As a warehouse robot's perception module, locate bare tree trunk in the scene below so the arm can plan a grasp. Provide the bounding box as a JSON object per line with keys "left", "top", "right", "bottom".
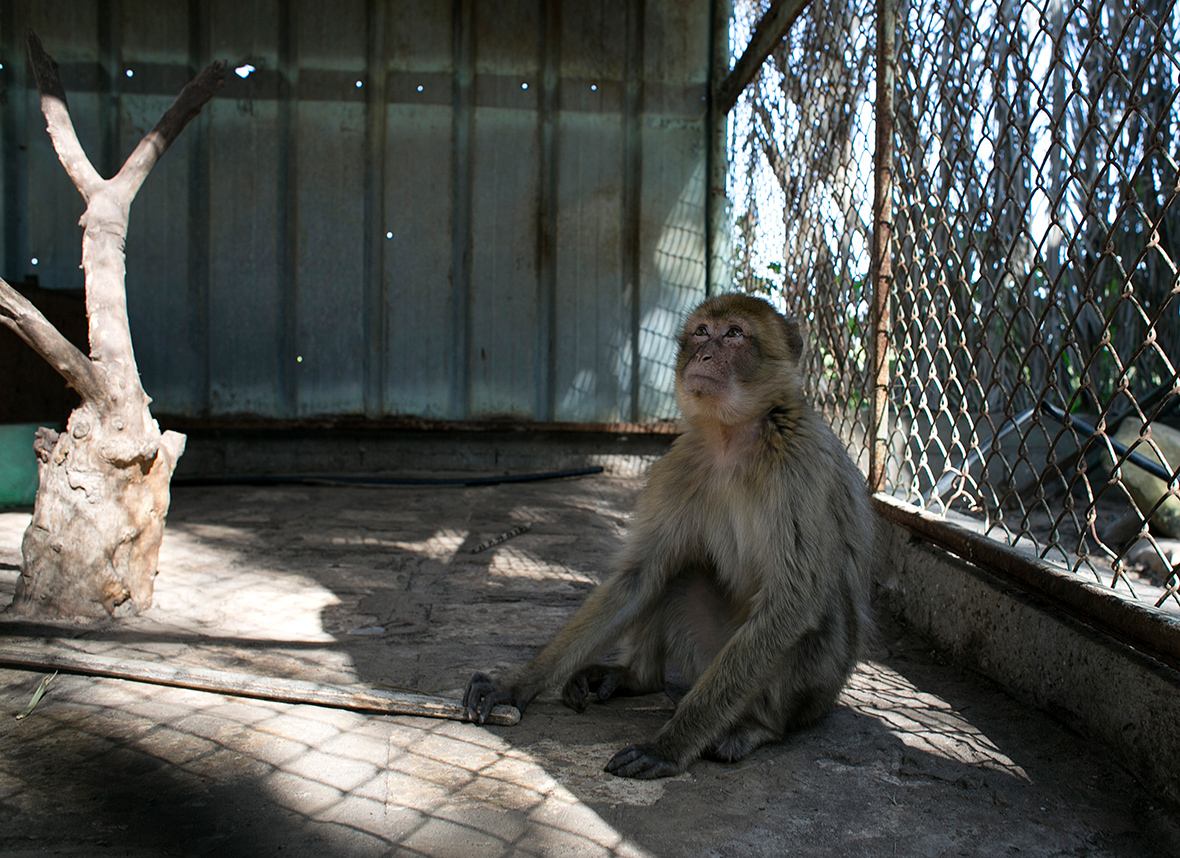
{"left": 0, "top": 34, "right": 224, "bottom": 618}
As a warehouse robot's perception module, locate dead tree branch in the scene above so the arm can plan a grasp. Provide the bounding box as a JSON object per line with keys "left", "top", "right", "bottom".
{"left": 26, "top": 32, "right": 103, "bottom": 200}
{"left": 0, "top": 276, "right": 103, "bottom": 399}
{"left": 116, "top": 58, "right": 227, "bottom": 199}
{"left": 6, "top": 34, "right": 223, "bottom": 618}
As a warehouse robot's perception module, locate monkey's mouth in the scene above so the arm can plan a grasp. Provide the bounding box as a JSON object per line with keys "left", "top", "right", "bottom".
{"left": 685, "top": 385, "right": 728, "bottom": 403}
{"left": 683, "top": 367, "right": 725, "bottom": 397}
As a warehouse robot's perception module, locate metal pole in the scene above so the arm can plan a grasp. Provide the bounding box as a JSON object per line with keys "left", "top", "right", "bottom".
{"left": 868, "top": 0, "right": 896, "bottom": 493}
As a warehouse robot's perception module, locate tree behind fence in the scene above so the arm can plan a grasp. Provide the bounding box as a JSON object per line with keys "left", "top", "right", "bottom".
{"left": 729, "top": 0, "right": 1179, "bottom": 606}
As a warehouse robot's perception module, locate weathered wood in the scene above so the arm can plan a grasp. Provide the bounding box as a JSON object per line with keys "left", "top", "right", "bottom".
{"left": 0, "top": 276, "right": 103, "bottom": 400}
{"left": 0, "top": 644, "right": 521, "bottom": 726}
{"left": 5, "top": 34, "right": 224, "bottom": 619}
{"left": 26, "top": 32, "right": 102, "bottom": 200}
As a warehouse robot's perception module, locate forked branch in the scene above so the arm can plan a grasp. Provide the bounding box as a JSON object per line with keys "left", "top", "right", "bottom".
{"left": 115, "top": 59, "right": 227, "bottom": 199}
{"left": 26, "top": 32, "right": 103, "bottom": 200}
{"left": 0, "top": 275, "right": 103, "bottom": 400}
{"left": 8, "top": 33, "right": 218, "bottom": 620}
{"left": 26, "top": 31, "right": 226, "bottom": 205}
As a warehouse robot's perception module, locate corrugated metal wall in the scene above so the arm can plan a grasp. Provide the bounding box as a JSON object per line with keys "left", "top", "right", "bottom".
{"left": 0, "top": 0, "right": 713, "bottom": 423}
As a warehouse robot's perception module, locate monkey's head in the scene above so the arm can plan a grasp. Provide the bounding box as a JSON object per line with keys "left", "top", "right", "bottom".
{"left": 674, "top": 293, "right": 804, "bottom": 426}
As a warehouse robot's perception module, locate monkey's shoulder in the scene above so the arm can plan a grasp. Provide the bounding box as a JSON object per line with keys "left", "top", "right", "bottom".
{"left": 642, "top": 414, "right": 862, "bottom": 512}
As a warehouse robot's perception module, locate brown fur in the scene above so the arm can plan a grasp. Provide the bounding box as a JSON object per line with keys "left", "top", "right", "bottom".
{"left": 464, "top": 293, "right": 874, "bottom": 779}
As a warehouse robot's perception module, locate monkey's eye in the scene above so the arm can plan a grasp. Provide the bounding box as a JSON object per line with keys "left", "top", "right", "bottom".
{"left": 724, "top": 325, "right": 744, "bottom": 338}
{"left": 693, "top": 324, "right": 709, "bottom": 337}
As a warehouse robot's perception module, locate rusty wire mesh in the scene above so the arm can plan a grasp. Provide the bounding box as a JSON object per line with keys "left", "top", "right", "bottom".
{"left": 728, "top": 0, "right": 1180, "bottom": 614}
{"left": 728, "top": 0, "right": 878, "bottom": 459}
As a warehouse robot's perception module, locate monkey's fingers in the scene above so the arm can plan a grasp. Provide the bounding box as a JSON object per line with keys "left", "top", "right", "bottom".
{"left": 604, "top": 744, "right": 680, "bottom": 779}
{"left": 462, "top": 671, "right": 506, "bottom": 724}
{"left": 561, "top": 673, "right": 592, "bottom": 713}
{"left": 596, "top": 671, "right": 624, "bottom": 701}
{"left": 563, "top": 665, "right": 629, "bottom": 712}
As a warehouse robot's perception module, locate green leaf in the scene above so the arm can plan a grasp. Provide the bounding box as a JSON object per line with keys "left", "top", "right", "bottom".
{"left": 15, "top": 672, "right": 57, "bottom": 720}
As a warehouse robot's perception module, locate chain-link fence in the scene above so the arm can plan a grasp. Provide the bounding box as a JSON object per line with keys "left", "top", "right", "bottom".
{"left": 728, "top": 0, "right": 1180, "bottom": 619}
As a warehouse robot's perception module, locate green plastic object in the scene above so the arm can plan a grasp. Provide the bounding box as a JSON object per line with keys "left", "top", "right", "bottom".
{"left": 0, "top": 423, "right": 43, "bottom": 507}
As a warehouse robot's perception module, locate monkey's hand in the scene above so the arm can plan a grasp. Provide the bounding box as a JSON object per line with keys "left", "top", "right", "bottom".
{"left": 463, "top": 672, "right": 517, "bottom": 725}
{"left": 562, "top": 664, "right": 627, "bottom": 713}
{"left": 604, "top": 744, "right": 681, "bottom": 779}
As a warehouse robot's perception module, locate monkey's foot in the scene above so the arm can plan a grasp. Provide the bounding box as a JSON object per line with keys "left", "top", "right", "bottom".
{"left": 604, "top": 744, "right": 680, "bottom": 779}
{"left": 562, "top": 664, "right": 629, "bottom": 712}
{"left": 702, "top": 725, "right": 777, "bottom": 763}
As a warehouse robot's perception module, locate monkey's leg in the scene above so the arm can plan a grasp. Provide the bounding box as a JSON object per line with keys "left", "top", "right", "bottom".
{"left": 605, "top": 570, "right": 750, "bottom": 777}
{"left": 778, "top": 599, "right": 860, "bottom": 732}
{"left": 702, "top": 603, "right": 857, "bottom": 763}
{"left": 660, "top": 568, "right": 739, "bottom": 702}
{"left": 609, "top": 575, "right": 860, "bottom": 778}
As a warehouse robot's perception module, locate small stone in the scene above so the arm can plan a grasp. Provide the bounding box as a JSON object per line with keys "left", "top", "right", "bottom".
{"left": 346, "top": 626, "right": 386, "bottom": 636}
{"left": 1125, "top": 536, "right": 1180, "bottom": 579}
{"left": 1112, "top": 418, "right": 1180, "bottom": 538}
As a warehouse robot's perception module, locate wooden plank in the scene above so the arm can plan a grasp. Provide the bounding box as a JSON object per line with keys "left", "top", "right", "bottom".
{"left": 0, "top": 643, "right": 521, "bottom": 726}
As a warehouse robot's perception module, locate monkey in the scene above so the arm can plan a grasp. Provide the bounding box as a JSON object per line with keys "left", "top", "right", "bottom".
{"left": 464, "top": 292, "right": 874, "bottom": 779}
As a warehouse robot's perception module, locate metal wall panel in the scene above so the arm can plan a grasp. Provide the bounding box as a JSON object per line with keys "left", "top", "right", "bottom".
{"left": 553, "top": 1, "right": 628, "bottom": 424}
{"left": 467, "top": 0, "right": 542, "bottom": 421}
{"left": 120, "top": 0, "right": 203, "bottom": 416}
{"left": 292, "top": 0, "right": 368, "bottom": 418}
{"left": 0, "top": 0, "right": 712, "bottom": 424}
{"left": 207, "top": 0, "right": 286, "bottom": 416}
{"left": 380, "top": 1, "right": 455, "bottom": 420}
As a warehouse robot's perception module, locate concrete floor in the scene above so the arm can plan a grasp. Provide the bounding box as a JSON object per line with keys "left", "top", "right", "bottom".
{"left": 1, "top": 475, "right": 1177, "bottom": 857}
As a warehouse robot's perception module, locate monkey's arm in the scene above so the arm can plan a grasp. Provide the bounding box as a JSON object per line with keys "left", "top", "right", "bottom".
{"left": 463, "top": 558, "right": 667, "bottom": 724}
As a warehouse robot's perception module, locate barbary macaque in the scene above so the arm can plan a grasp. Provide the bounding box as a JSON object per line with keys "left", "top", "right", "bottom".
{"left": 464, "top": 293, "right": 874, "bottom": 779}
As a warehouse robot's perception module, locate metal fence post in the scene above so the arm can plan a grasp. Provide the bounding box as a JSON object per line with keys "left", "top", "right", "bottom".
{"left": 868, "top": 0, "right": 895, "bottom": 493}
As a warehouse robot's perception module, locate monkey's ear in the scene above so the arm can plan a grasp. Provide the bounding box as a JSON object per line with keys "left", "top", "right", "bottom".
{"left": 781, "top": 316, "right": 805, "bottom": 363}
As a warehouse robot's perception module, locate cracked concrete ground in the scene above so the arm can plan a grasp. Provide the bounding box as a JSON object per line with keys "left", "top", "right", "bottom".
{"left": 0, "top": 475, "right": 1177, "bottom": 857}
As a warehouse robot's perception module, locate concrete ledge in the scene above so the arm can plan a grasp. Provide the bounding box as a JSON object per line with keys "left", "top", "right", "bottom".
{"left": 878, "top": 519, "right": 1180, "bottom": 806}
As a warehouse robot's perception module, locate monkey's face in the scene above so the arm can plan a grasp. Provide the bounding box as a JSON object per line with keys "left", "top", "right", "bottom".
{"left": 679, "top": 317, "right": 754, "bottom": 396}
{"left": 675, "top": 294, "right": 803, "bottom": 426}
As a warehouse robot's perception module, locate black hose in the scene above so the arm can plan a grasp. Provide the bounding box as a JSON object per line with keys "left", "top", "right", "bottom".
{"left": 173, "top": 465, "right": 605, "bottom": 489}
{"left": 1040, "top": 403, "right": 1175, "bottom": 484}
{"left": 926, "top": 403, "right": 1177, "bottom": 502}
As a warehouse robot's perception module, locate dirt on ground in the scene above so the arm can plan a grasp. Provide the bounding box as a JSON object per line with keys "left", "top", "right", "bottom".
{"left": 0, "top": 475, "right": 1177, "bottom": 857}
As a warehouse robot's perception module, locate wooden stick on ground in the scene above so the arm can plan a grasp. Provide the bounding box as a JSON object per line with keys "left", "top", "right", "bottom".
{"left": 0, "top": 644, "right": 520, "bottom": 726}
